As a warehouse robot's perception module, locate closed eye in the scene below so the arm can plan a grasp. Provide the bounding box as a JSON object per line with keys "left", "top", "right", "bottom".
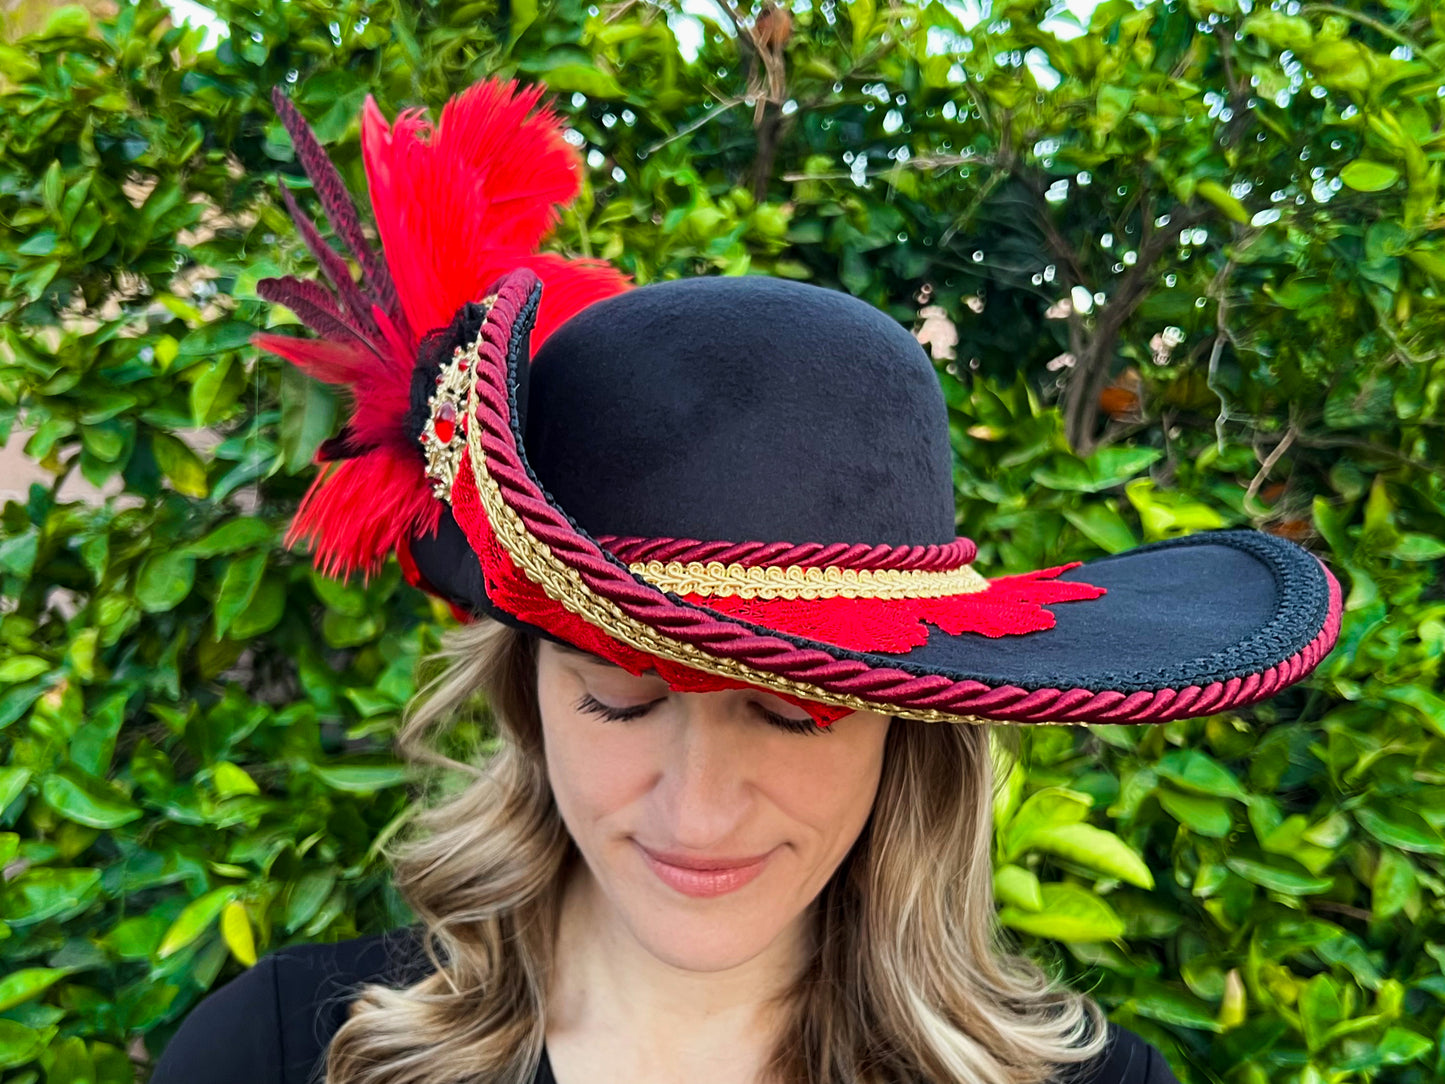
{"left": 572, "top": 693, "right": 823, "bottom": 736}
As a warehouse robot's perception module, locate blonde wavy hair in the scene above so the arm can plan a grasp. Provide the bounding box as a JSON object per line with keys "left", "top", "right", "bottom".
{"left": 325, "top": 617, "right": 1110, "bottom": 1084}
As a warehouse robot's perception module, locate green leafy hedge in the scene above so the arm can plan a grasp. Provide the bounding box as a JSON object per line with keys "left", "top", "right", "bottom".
{"left": 3, "top": 0, "right": 1445, "bottom": 1080}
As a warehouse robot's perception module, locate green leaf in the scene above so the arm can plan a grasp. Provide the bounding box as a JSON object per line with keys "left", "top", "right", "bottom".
{"left": 1127, "top": 984, "right": 1225, "bottom": 1032}
{"left": 135, "top": 550, "right": 196, "bottom": 613}
{"left": 190, "top": 355, "right": 234, "bottom": 426}
{"left": 0, "top": 1019, "right": 51, "bottom": 1069}
{"left": 1156, "top": 788, "right": 1233, "bottom": 837}
{"left": 1384, "top": 532, "right": 1445, "bottom": 561}
{"left": 1195, "top": 179, "right": 1250, "bottom": 224}
{"left": 41, "top": 159, "right": 62, "bottom": 215}
{"left": 1340, "top": 160, "right": 1401, "bottom": 192}
{"left": 997, "top": 882, "right": 1126, "bottom": 942}
{"left": 100, "top": 914, "right": 166, "bottom": 959}
{"left": 221, "top": 900, "right": 257, "bottom": 966}
{"left": 0, "top": 683, "right": 43, "bottom": 730}
{"left": 534, "top": 63, "right": 625, "bottom": 97}
{"left": 1383, "top": 686, "right": 1445, "bottom": 738}
{"left": 1224, "top": 856, "right": 1334, "bottom": 895}
{"left": 284, "top": 870, "right": 337, "bottom": 934}
{"left": 41, "top": 4, "right": 90, "bottom": 36}
{"left": 1, "top": 867, "right": 102, "bottom": 926}
{"left": 40, "top": 769, "right": 142, "bottom": 829}
{"left": 278, "top": 366, "right": 338, "bottom": 474}
{"left": 1377, "top": 1026, "right": 1432, "bottom": 1065}
{"left": 186, "top": 518, "right": 276, "bottom": 558}
{"left": 309, "top": 568, "right": 369, "bottom": 616}
{"left": 229, "top": 575, "right": 287, "bottom": 640}
{"left": 1154, "top": 750, "right": 1249, "bottom": 801}
{"left": 1002, "top": 787, "right": 1092, "bottom": 859}
{"left": 307, "top": 762, "right": 410, "bottom": 793}
{"left": 1355, "top": 806, "right": 1445, "bottom": 855}
{"left": 849, "top": 0, "right": 875, "bottom": 54}
{"left": 0, "top": 656, "right": 49, "bottom": 684}
{"left": 177, "top": 320, "right": 256, "bottom": 358}
{"left": 1062, "top": 504, "right": 1138, "bottom": 553}
{"left": 1372, "top": 848, "right": 1415, "bottom": 920}
{"left": 214, "top": 552, "right": 268, "bottom": 639}
{"left": 321, "top": 610, "right": 379, "bottom": 648}
{"left": 0, "top": 767, "right": 32, "bottom": 811}
{"left": 994, "top": 864, "right": 1043, "bottom": 911}
{"left": 0, "top": 532, "right": 39, "bottom": 578}
{"left": 1076, "top": 447, "right": 1161, "bottom": 491}
{"left": 0, "top": 968, "right": 69, "bottom": 1013}
{"left": 1020, "top": 824, "right": 1154, "bottom": 888}
{"left": 211, "top": 761, "right": 260, "bottom": 797}
{"left": 150, "top": 432, "right": 209, "bottom": 498}
{"left": 1298, "top": 972, "right": 1345, "bottom": 1051}
{"left": 158, "top": 887, "right": 237, "bottom": 958}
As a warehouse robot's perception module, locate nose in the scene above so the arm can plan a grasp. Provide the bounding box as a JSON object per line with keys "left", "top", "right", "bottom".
{"left": 653, "top": 700, "right": 754, "bottom": 851}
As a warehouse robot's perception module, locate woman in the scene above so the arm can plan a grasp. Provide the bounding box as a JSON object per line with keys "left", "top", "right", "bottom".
{"left": 151, "top": 78, "right": 1340, "bottom": 1084}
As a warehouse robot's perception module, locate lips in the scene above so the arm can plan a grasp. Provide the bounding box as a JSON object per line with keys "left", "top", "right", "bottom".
{"left": 635, "top": 841, "right": 775, "bottom": 898}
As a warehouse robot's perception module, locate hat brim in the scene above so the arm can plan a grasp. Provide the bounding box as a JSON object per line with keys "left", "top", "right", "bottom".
{"left": 442, "top": 270, "right": 1341, "bottom": 726}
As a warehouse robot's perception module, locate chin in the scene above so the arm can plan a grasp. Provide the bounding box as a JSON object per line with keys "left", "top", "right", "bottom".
{"left": 622, "top": 895, "right": 788, "bottom": 972}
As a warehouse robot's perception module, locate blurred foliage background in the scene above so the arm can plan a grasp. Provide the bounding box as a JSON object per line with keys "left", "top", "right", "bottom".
{"left": 2, "top": 0, "right": 1445, "bottom": 1080}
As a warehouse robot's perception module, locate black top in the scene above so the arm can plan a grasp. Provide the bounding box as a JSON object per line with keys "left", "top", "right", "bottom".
{"left": 150, "top": 931, "right": 1181, "bottom": 1084}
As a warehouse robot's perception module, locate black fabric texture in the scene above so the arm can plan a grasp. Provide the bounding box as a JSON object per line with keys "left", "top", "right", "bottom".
{"left": 148, "top": 928, "right": 430, "bottom": 1084}
{"left": 149, "top": 930, "right": 1180, "bottom": 1084}
{"left": 407, "top": 507, "right": 489, "bottom": 614}
{"left": 523, "top": 276, "right": 956, "bottom": 544}
{"left": 407, "top": 273, "right": 1334, "bottom": 705}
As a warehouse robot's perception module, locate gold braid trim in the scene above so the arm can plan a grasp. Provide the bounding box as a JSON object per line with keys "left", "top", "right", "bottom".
{"left": 461, "top": 349, "right": 1001, "bottom": 725}
{"left": 628, "top": 559, "right": 989, "bottom": 600}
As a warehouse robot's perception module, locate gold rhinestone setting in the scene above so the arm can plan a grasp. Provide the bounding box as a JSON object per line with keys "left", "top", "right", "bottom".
{"left": 422, "top": 294, "right": 497, "bottom": 499}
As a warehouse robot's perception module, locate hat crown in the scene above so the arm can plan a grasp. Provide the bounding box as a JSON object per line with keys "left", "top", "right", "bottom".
{"left": 524, "top": 276, "right": 955, "bottom": 546}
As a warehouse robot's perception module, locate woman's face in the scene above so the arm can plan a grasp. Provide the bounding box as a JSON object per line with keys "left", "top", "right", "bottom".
{"left": 536, "top": 640, "right": 892, "bottom": 973}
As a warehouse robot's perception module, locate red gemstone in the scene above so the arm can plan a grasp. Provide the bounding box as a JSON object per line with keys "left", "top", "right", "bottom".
{"left": 434, "top": 401, "right": 457, "bottom": 443}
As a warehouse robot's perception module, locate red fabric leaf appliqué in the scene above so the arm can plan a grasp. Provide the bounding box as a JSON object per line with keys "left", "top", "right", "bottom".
{"left": 686, "top": 565, "right": 1107, "bottom": 654}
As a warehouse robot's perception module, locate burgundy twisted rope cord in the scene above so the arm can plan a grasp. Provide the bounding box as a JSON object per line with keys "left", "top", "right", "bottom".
{"left": 469, "top": 274, "right": 1343, "bottom": 725}
{"left": 594, "top": 536, "right": 979, "bottom": 571}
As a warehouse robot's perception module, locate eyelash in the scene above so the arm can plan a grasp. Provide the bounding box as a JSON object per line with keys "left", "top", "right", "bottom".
{"left": 573, "top": 693, "right": 823, "bottom": 736}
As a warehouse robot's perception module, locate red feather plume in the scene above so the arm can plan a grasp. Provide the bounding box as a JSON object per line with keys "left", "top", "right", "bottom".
{"left": 255, "top": 78, "right": 632, "bottom": 580}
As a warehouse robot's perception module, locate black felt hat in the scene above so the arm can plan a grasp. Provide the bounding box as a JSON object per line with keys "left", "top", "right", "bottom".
{"left": 408, "top": 271, "right": 1342, "bottom": 728}
{"left": 258, "top": 77, "right": 1341, "bottom": 729}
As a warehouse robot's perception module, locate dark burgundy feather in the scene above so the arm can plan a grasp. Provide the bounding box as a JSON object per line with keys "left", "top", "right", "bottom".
{"left": 277, "top": 185, "right": 380, "bottom": 339}
{"left": 257, "top": 276, "right": 370, "bottom": 346}
{"left": 270, "top": 87, "right": 400, "bottom": 326}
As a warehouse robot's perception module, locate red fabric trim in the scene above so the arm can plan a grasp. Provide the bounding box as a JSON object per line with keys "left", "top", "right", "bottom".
{"left": 596, "top": 535, "right": 978, "bottom": 571}
{"left": 449, "top": 269, "right": 1343, "bottom": 726}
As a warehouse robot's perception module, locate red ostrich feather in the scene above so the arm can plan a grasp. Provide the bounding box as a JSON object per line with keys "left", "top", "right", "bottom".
{"left": 254, "top": 79, "right": 631, "bottom": 580}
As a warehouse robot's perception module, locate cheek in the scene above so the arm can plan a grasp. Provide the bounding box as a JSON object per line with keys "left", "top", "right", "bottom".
{"left": 756, "top": 723, "right": 889, "bottom": 857}
{"left": 537, "top": 683, "right": 655, "bottom": 835}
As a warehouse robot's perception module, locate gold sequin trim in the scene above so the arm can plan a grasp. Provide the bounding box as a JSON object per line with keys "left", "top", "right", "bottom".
{"left": 460, "top": 331, "right": 1011, "bottom": 726}
{"left": 629, "top": 559, "right": 989, "bottom": 600}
